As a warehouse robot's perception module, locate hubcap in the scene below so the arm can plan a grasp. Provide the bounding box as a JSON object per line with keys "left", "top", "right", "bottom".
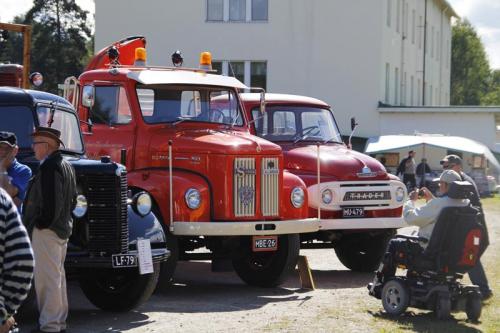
{"left": 386, "top": 286, "right": 402, "bottom": 309}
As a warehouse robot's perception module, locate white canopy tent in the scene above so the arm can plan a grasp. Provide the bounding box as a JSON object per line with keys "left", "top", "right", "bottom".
{"left": 365, "top": 134, "right": 500, "bottom": 171}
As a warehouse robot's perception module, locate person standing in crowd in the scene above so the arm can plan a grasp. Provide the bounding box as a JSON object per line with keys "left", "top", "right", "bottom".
{"left": 23, "top": 127, "right": 76, "bottom": 333}
{"left": 416, "top": 158, "right": 431, "bottom": 188}
{"left": 440, "top": 154, "right": 493, "bottom": 300}
{"left": 397, "top": 150, "right": 417, "bottom": 190}
{"left": 0, "top": 188, "right": 34, "bottom": 333}
{"left": 0, "top": 132, "right": 32, "bottom": 209}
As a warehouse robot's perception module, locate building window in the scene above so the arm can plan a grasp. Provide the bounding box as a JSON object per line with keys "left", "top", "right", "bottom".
{"left": 215, "top": 60, "right": 267, "bottom": 89}
{"left": 417, "top": 78, "right": 421, "bottom": 106}
{"left": 207, "top": 0, "right": 224, "bottom": 21}
{"left": 207, "top": 0, "right": 268, "bottom": 22}
{"left": 394, "top": 67, "right": 399, "bottom": 105}
{"left": 431, "top": 26, "right": 435, "bottom": 58}
{"left": 252, "top": 0, "right": 268, "bottom": 21}
{"left": 410, "top": 75, "right": 414, "bottom": 105}
{"left": 436, "top": 30, "right": 440, "bottom": 61}
{"left": 385, "top": 63, "right": 390, "bottom": 103}
{"left": 429, "top": 84, "right": 433, "bottom": 105}
{"left": 411, "top": 9, "right": 415, "bottom": 44}
{"left": 396, "top": 0, "right": 400, "bottom": 33}
{"left": 418, "top": 15, "right": 422, "bottom": 49}
{"left": 403, "top": 2, "right": 408, "bottom": 37}
{"left": 386, "top": 0, "right": 391, "bottom": 27}
{"left": 402, "top": 72, "right": 407, "bottom": 105}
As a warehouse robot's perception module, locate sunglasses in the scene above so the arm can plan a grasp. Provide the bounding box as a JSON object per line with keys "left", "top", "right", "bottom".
{"left": 442, "top": 163, "right": 455, "bottom": 169}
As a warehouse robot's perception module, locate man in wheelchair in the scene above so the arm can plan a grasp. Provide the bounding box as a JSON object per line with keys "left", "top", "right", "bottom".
{"left": 368, "top": 170, "right": 488, "bottom": 320}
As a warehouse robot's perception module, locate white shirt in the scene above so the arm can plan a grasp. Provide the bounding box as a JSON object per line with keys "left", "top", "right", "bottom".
{"left": 403, "top": 196, "right": 469, "bottom": 246}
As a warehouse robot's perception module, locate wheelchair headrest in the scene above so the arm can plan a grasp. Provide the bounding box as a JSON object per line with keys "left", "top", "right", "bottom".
{"left": 447, "top": 181, "right": 476, "bottom": 200}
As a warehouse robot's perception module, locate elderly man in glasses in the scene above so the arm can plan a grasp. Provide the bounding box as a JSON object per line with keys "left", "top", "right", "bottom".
{"left": 440, "top": 154, "right": 493, "bottom": 301}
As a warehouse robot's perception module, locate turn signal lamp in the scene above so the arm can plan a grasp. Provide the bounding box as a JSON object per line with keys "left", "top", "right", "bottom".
{"left": 134, "top": 47, "right": 147, "bottom": 66}
{"left": 199, "top": 51, "right": 212, "bottom": 71}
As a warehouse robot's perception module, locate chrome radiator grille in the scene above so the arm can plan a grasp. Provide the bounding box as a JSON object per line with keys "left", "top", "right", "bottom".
{"left": 261, "top": 157, "right": 279, "bottom": 216}
{"left": 234, "top": 158, "right": 256, "bottom": 217}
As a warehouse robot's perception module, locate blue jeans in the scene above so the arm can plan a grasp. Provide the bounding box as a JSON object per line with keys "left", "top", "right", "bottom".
{"left": 468, "top": 260, "right": 491, "bottom": 294}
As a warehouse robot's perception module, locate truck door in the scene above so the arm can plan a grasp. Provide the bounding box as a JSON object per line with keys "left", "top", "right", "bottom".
{"left": 85, "top": 85, "right": 136, "bottom": 167}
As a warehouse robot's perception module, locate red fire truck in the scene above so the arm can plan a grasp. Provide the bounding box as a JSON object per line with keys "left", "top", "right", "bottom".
{"left": 240, "top": 93, "right": 407, "bottom": 272}
{"left": 64, "top": 37, "right": 317, "bottom": 287}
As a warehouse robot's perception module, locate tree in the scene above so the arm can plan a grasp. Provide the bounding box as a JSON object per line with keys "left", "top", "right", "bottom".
{"left": 451, "top": 19, "right": 490, "bottom": 105}
{"left": 482, "top": 69, "right": 500, "bottom": 105}
{"left": 0, "top": 0, "right": 92, "bottom": 93}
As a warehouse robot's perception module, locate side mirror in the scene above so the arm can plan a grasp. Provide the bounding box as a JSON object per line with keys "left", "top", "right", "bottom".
{"left": 350, "top": 117, "right": 358, "bottom": 131}
{"left": 82, "top": 85, "right": 95, "bottom": 108}
{"left": 260, "top": 90, "right": 266, "bottom": 114}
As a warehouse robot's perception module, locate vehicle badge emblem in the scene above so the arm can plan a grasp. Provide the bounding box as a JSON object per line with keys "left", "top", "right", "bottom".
{"left": 361, "top": 166, "right": 371, "bottom": 174}
{"left": 268, "top": 160, "right": 275, "bottom": 169}
{"left": 239, "top": 186, "right": 255, "bottom": 206}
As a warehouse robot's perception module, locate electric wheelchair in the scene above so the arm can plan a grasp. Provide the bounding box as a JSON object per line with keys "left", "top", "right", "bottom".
{"left": 368, "top": 181, "right": 488, "bottom": 321}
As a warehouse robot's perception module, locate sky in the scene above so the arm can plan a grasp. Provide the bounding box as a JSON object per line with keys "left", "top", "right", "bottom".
{"left": 0, "top": 0, "right": 499, "bottom": 69}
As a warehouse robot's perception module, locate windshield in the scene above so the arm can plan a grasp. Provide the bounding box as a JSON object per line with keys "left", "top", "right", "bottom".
{"left": 136, "top": 85, "right": 244, "bottom": 126}
{"left": 251, "top": 106, "right": 342, "bottom": 143}
{"left": 37, "top": 105, "right": 84, "bottom": 153}
{"left": 0, "top": 106, "right": 35, "bottom": 149}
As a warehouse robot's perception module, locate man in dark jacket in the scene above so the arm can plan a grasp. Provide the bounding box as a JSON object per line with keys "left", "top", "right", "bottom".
{"left": 440, "top": 154, "right": 492, "bottom": 300}
{"left": 23, "top": 127, "right": 76, "bottom": 333}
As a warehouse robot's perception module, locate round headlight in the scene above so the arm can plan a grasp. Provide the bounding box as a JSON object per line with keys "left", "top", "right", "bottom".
{"left": 322, "top": 189, "right": 333, "bottom": 205}
{"left": 291, "top": 187, "right": 305, "bottom": 208}
{"left": 133, "top": 192, "right": 152, "bottom": 216}
{"left": 73, "top": 194, "right": 88, "bottom": 218}
{"left": 185, "top": 188, "right": 201, "bottom": 209}
{"left": 395, "top": 187, "right": 405, "bottom": 202}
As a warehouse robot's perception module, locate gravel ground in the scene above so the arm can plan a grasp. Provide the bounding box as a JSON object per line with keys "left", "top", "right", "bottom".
{"left": 18, "top": 204, "right": 499, "bottom": 333}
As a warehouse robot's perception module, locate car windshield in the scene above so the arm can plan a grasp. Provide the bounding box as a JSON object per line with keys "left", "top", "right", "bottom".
{"left": 251, "top": 106, "right": 342, "bottom": 143}
{"left": 136, "top": 85, "right": 244, "bottom": 126}
{"left": 0, "top": 105, "right": 35, "bottom": 149}
{"left": 37, "top": 105, "right": 84, "bottom": 153}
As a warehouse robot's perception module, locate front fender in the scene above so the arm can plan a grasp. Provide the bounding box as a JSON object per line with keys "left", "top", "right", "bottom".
{"left": 127, "top": 206, "right": 166, "bottom": 254}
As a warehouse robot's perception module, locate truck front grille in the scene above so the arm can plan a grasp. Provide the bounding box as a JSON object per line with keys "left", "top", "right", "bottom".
{"left": 234, "top": 157, "right": 256, "bottom": 217}
{"left": 261, "top": 157, "right": 279, "bottom": 216}
{"left": 86, "top": 173, "right": 129, "bottom": 254}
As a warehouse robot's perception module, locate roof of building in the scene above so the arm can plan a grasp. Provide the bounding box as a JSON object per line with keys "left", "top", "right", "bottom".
{"left": 438, "top": 0, "right": 458, "bottom": 18}
{"left": 240, "top": 93, "right": 330, "bottom": 108}
{"left": 127, "top": 69, "right": 248, "bottom": 89}
{"left": 378, "top": 106, "right": 500, "bottom": 113}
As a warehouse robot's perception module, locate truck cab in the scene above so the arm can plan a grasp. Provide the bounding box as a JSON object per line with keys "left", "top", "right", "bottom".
{"left": 240, "top": 93, "right": 407, "bottom": 272}
{"left": 65, "top": 37, "right": 317, "bottom": 287}
{"left": 0, "top": 86, "right": 169, "bottom": 311}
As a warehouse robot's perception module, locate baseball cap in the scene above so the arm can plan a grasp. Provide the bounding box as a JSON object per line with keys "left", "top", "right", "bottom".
{"left": 439, "top": 169, "right": 461, "bottom": 183}
{"left": 440, "top": 154, "right": 462, "bottom": 166}
{"left": 0, "top": 131, "right": 17, "bottom": 147}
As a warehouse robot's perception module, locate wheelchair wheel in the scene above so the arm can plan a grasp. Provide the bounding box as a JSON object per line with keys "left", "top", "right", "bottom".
{"left": 435, "top": 292, "right": 451, "bottom": 320}
{"left": 381, "top": 279, "right": 410, "bottom": 316}
{"left": 465, "top": 291, "right": 482, "bottom": 322}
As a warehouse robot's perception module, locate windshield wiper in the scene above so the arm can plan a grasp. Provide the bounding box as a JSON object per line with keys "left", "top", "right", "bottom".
{"left": 172, "top": 116, "right": 194, "bottom": 126}
{"left": 323, "top": 136, "right": 343, "bottom": 145}
{"left": 293, "top": 126, "right": 320, "bottom": 144}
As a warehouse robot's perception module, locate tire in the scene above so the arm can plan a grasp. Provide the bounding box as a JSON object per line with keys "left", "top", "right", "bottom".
{"left": 78, "top": 263, "right": 160, "bottom": 312}
{"left": 381, "top": 279, "right": 410, "bottom": 316}
{"left": 232, "top": 234, "right": 300, "bottom": 287}
{"left": 466, "top": 291, "right": 482, "bottom": 322}
{"left": 435, "top": 292, "right": 451, "bottom": 320}
{"left": 335, "top": 231, "right": 394, "bottom": 272}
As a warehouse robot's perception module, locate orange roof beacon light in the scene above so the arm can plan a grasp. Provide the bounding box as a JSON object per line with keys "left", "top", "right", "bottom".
{"left": 199, "top": 51, "right": 212, "bottom": 71}
{"left": 134, "top": 47, "right": 147, "bottom": 67}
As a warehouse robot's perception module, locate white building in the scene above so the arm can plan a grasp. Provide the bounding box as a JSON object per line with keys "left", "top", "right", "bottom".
{"left": 94, "top": 0, "right": 500, "bottom": 156}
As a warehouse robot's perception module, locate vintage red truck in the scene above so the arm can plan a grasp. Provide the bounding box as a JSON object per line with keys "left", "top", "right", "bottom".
{"left": 63, "top": 37, "right": 317, "bottom": 287}
{"left": 240, "top": 93, "right": 407, "bottom": 271}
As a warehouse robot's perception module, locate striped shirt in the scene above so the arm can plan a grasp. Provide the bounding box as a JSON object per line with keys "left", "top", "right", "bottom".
{"left": 0, "top": 188, "right": 34, "bottom": 323}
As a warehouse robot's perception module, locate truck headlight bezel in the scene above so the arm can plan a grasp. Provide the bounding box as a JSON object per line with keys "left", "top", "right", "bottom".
{"left": 291, "top": 187, "right": 305, "bottom": 208}
{"left": 132, "top": 192, "right": 152, "bottom": 217}
{"left": 322, "top": 189, "right": 333, "bottom": 205}
{"left": 73, "top": 194, "right": 88, "bottom": 218}
{"left": 185, "top": 188, "right": 201, "bottom": 210}
{"left": 395, "top": 187, "right": 405, "bottom": 202}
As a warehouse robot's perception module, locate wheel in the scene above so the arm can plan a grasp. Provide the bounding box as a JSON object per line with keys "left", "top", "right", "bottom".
{"left": 381, "top": 279, "right": 410, "bottom": 316}
{"left": 466, "top": 291, "right": 482, "bottom": 322}
{"left": 232, "top": 234, "right": 300, "bottom": 287}
{"left": 335, "top": 231, "right": 394, "bottom": 272}
{"left": 435, "top": 292, "right": 451, "bottom": 320}
{"left": 78, "top": 263, "right": 160, "bottom": 311}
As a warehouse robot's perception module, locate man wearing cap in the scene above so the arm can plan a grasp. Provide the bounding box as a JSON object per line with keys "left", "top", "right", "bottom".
{"left": 23, "top": 127, "right": 76, "bottom": 333}
{"left": 440, "top": 154, "right": 493, "bottom": 300}
{"left": 370, "top": 170, "right": 468, "bottom": 293}
{"left": 0, "top": 132, "right": 32, "bottom": 208}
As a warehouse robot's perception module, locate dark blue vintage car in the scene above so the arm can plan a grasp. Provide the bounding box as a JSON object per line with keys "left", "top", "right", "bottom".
{"left": 0, "top": 86, "right": 169, "bottom": 311}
